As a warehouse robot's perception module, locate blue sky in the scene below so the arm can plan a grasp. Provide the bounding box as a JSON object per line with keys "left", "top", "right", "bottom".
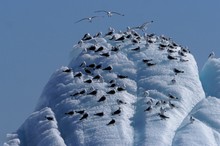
{"left": 0, "top": 0, "right": 219, "bottom": 144}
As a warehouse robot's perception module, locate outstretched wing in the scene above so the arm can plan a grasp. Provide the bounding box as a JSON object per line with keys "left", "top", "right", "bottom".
{"left": 75, "top": 18, "right": 88, "bottom": 23}
{"left": 94, "top": 10, "right": 108, "bottom": 14}
{"left": 141, "top": 21, "right": 154, "bottom": 28}
{"left": 111, "top": 11, "right": 125, "bottom": 16}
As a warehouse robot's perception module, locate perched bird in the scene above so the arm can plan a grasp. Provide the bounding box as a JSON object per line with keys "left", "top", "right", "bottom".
{"left": 95, "top": 46, "right": 105, "bottom": 52}
{"left": 180, "top": 58, "right": 189, "bottom": 62}
{"left": 144, "top": 106, "right": 152, "bottom": 112}
{"left": 208, "top": 51, "right": 215, "bottom": 58}
{"left": 93, "top": 74, "right": 102, "bottom": 80}
{"left": 106, "top": 119, "right": 115, "bottom": 126}
{"left": 84, "top": 79, "right": 92, "bottom": 84}
{"left": 87, "top": 89, "right": 98, "bottom": 96}
{"left": 173, "top": 68, "right": 184, "bottom": 75}
{"left": 112, "top": 107, "right": 121, "bottom": 115}
{"left": 87, "top": 63, "right": 96, "bottom": 68}
{"left": 70, "top": 92, "right": 80, "bottom": 97}
{"left": 132, "top": 21, "right": 154, "bottom": 32}
{"left": 106, "top": 89, "right": 116, "bottom": 95}
{"left": 75, "top": 16, "right": 101, "bottom": 23}
{"left": 171, "top": 77, "right": 176, "bottom": 84}
{"left": 111, "top": 46, "right": 120, "bottom": 52}
{"left": 147, "top": 62, "right": 156, "bottom": 66}
{"left": 160, "top": 107, "right": 166, "bottom": 115}
{"left": 167, "top": 55, "right": 178, "bottom": 60}
{"left": 190, "top": 116, "right": 195, "bottom": 123}
{"left": 131, "top": 46, "right": 140, "bottom": 51}
{"left": 45, "top": 116, "right": 54, "bottom": 121}
{"left": 117, "top": 87, "right": 126, "bottom": 92}
{"left": 81, "top": 33, "right": 93, "bottom": 41}
{"left": 108, "top": 83, "right": 117, "bottom": 88}
{"left": 158, "top": 113, "right": 169, "bottom": 120}
{"left": 142, "top": 59, "right": 153, "bottom": 63}
{"left": 146, "top": 99, "right": 153, "bottom": 105}
{"left": 102, "top": 65, "right": 113, "bottom": 72}
{"left": 75, "top": 110, "right": 85, "bottom": 114}
{"left": 62, "top": 68, "right": 72, "bottom": 73}
{"left": 94, "top": 10, "right": 124, "bottom": 17}
{"left": 144, "top": 91, "right": 150, "bottom": 97}
{"left": 116, "top": 99, "right": 127, "bottom": 105}
{"left": 79, "top": 113, "right": 88, "bottom": 121}
{"left": 93, "top": 32, "right": 102, "bottom": 38}
{"left": 96, "top": 64, "right": 102, "bottom": 69}
{"left": 109, "top": 79, "right": 116, "bottom": 84}
{"left": 155, "top": 100, "right": 161, "bottom": 107}
{"left": 74, "top": 72, "right": 82, "bottom": 78}
{"left": 94, "top": 112, "right": 104, "bottom": 117}
{"left": 97, "top": 95, "right": 106, "bottom": 102}
{"left": 79, "top": 89, "right": 86, "bottom": 95}
{"left": 79, "top": 61, "right": 86, "bottom": 67}
{"left": 169, "top": 101, "right": 176, "bottom": 109}
{"left": 105, "top": 27, "right": 115, "bottom": 36}
{"left": 84, "top": 68, "right": 92, "bottom": 74}
{"left": 115, "top": 35, "right": 125, "bottom": 42}
{"left": 65, "top": 110, "right": 74, "bottom": 116}
{"left": 100, "top": 52, "right": 110, "bottom": 57}
{"left": 117, "top": 74, "right": 128, "bottom": 79}
{"left": 168, "top": 93, "right": 179, "bottom": 100}
{"left": 87, "top": 45, "right": 96, "bottom": 51}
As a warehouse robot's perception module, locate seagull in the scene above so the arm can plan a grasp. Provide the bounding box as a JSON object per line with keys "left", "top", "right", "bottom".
{"left": 208, "top": 51, "right": 215, "bottom": 58}
{"left": 94, "top": 10, "right": 124, "bottom": 17}
{"left": 106, "top": 119, "right": 115, "bottom": 126}
{"left": 75, "top": 16, "right": 101, "bottom": 23}
{"left": 132, "top": 21, "right": 154, "bottom": 32}
{"left": 190, "top": 116, "right": 195, "bottom": 123}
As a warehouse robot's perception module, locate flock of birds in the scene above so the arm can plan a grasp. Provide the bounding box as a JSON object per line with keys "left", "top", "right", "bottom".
{"left": 44, "top": 10, "right": 197, "bottom": 126}
{"left": 75, "top": 10, "right": 125, "bottom": 23}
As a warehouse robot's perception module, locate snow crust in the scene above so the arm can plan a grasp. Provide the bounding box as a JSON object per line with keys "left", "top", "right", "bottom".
{"left": 4, "top": 28, "right": 220, "bottom": 146}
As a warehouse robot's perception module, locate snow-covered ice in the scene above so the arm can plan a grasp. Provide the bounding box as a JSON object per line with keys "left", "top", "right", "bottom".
{"left": 4, "top": 28, "right": 220, "bottom": 146}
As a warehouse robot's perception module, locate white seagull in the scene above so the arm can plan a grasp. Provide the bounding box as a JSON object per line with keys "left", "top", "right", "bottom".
{"left": 132, "top": 20, "right": 154, "bottom": 32}
{"left": 94, "top": 10, "right": 124, "bottom": 17}
{"left": 75, "top": 16, "right": 101, "bottom": 23}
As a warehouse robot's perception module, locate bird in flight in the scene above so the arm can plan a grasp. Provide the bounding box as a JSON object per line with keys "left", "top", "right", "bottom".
{"left": 75, "top": 16, "right": 101, "bottom": 23}
{"left": 132, "top": 20, "right": 154, "bottom": 32}
{"left": 94, "top": 10, "right": 124, "bottom": 17}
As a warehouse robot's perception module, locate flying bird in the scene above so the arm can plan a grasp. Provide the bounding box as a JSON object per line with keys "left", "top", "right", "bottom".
{"left": 94, "top": 10, "right": 124, "bottom": 17}
{"left": 75, "top": 16, "right": 101, "bottom": 23}
{"left": 132, "top": 21, "right": 154, "bottom": 32}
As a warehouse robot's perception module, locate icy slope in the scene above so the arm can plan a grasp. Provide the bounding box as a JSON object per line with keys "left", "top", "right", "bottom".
{"left": 5, "top": 27, "right": 220, "bottom": 146}
{"left": 200, "top": 58, "right": 220, "bottom": 98}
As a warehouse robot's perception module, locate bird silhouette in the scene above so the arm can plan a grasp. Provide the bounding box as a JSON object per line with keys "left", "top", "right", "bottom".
{"left": 112, "top": 107, "right": 121, "bottom": 115}
{"left": 94, "top": 112, "right": 104, "bottom": 117}
{"left": 79, "top": 113, "right": 88, "bottom": 121}
{"left": 97, "top": 95, "right": 106, "bottom": 102}
{"left": 65, "top": 111, "right": 74, "bottom": 116}
{"left": 106, "top": 119, "right": 115, "bottom": 125}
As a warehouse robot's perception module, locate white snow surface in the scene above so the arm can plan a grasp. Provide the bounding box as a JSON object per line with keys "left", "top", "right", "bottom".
{"left": 4, "top": 28, "right": 220, "bottom": 146}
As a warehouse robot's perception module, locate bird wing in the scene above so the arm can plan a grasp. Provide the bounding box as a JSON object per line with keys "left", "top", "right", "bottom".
{"left": 94, "top": 10, "right": 108, "bottom": 13}
{"left": 91, "top": 16, "right": 99, "bottom": 19}
{"left": 141, "top": 21, "right": 153, "bottom": 28}
{"left": 111, "top": 11, "right": 125, "bottom": 16}
{"left": 130, "top": 26, "right": 140, "bottom": 30}
{"left": 75, "top": 18, "right": 88, "bottom": 23}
